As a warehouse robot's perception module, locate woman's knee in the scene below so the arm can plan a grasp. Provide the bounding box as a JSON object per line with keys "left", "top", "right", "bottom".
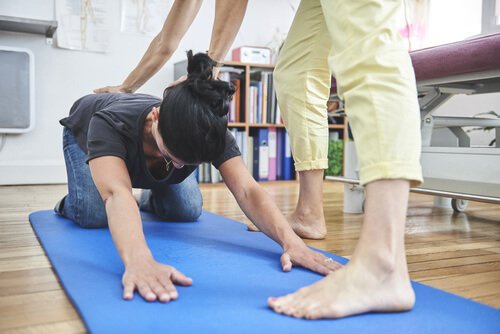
{"left": 175, "top": 192, "right": 202, "bottom": 222}
{"left": 64, "top": 196, "right": 108, "bottom": 229}
{"left": 73, "top": 209, "right": 108, "bottom": 229}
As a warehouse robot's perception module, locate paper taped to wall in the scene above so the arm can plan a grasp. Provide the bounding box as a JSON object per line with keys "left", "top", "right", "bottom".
{"left": 55, "top": 0, "right": 109, "bottom": 52}
{"left": 120, "top": 0, "right": 172, "bottom": 35}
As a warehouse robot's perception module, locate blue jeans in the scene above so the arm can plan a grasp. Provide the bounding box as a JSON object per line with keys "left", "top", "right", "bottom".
{"left": 58, "top": 128, "right": 202, "bottom": 228}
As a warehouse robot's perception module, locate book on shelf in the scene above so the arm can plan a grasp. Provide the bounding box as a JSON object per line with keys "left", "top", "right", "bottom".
{"left": 249, "top": 81, "right": 263, "bottom": 123}
{"left": 261, "top": 72, "right": 269, "bottom": 124}
{"left": 281, "top": 130, "right": 294, "bottom": 180}
{"left": 233, "top": 79, "right": 241, "bottom": 122}
{"left": 252, "top": 128, "right": 269, "bottom": 181}
{"left": 248, "top": 69, "right": 282, "bottom": 125}
{"left": 230, "top": 128, "right": 248, "bottom": 166}
{"left": 266, "top": 73, "right": 274, "bottom": 124}
{"left": 276, "top": 129, "right": 283, "bottom": 180}
{"left": 219, "top": 67, "right": 245, "bottom": 123}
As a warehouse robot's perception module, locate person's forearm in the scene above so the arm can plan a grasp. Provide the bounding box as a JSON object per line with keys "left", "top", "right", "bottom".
{"left": 235, "top": 185, "right": 302, "bottom": 249}
{"left": 105, "top": 191, "right": 151, "bottom": 264}
{"left": 120, "top": 35, "right": 173, "bottom": 93}
{"left": 120, "top": 0, "right": 203, "bottom": 92}
{"left": 208, "top": 0, "right": 248, "bottom": 63}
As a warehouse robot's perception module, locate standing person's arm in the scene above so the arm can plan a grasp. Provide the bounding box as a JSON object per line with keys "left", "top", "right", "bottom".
{"left": 208, "top": 0, "right": 248, "bottom": 77}
{"left": 95, "top": 0, "right": 203, "bottom": 94}
{"left": 89, "top": 156, "right": 192, "bottom": 302}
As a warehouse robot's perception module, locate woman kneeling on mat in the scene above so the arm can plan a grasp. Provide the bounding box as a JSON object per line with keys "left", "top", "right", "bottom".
{"left": 55, "top": 51, "right": 341, "bottom": 303}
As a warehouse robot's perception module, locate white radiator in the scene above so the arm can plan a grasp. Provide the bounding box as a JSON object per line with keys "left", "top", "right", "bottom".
{"left": 0, "top": 46, "right": 34, "bottom": 133}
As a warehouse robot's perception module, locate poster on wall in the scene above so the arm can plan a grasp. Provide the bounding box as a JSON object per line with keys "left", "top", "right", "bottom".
{"left": 55, "top": 0, "right": 109, "bottom": 52}
{"left": 120, "top": 0, "right": 172, "bottom": 35}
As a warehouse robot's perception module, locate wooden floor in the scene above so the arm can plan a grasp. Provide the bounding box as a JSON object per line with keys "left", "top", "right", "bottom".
{"left": 1, "top": 181, "right": 499, "bottom": 333}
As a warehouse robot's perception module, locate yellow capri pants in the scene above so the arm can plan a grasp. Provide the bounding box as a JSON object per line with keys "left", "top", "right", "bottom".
{"left": 274, "top": 0, "right": 423, "bottom": 186}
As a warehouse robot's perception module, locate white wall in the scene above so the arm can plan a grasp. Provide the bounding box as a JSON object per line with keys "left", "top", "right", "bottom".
{"left": 0, "top": 0, "right": 298, "bottom": 185}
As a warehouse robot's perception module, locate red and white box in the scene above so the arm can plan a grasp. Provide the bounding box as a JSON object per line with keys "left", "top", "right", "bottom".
{"left": 232, "top": 46, "right": 272, "bottom": 64}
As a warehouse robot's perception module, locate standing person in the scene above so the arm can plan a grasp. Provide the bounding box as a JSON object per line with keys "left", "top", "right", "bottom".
{"left": 268, "top": 0, "right": 423, "bottom": 319}
{"left": 57, "top": 52, "right": 341, "bottom": 303}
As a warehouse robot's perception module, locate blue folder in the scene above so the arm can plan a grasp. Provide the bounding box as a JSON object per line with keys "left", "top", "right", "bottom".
{"left": 29, "top": 210, "right": 500, "bottom": 334}
{"left": 253, "top": 128, "right": 269, "bottom": 181}
{"left": 280, "top": 130, "right": 294, "bottom": 180}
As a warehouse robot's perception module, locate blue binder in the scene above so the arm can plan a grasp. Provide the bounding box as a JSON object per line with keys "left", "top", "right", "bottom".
{"left": 280, "top": 130, "right": 293, "bottom": 180}
{"left": 253, "top": 128, "right": 269, "bottom": 181}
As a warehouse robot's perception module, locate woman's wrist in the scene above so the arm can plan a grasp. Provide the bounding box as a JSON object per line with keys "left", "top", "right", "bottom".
{"left": 119, "top": 83, "right": 135, "bottom": 94}
{"left": 281, "top": 233, "right": 305, "bottom": 252}
{"left": 120, "top": 244, "right": 153, "bottom": 266}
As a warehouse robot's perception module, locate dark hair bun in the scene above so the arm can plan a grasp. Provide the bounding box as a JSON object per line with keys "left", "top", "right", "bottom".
{"left": 185, "top": 50, "right": 236, "bottom": 117}
{"left": 186, "top": 50, "right": 215, "bottom": 80}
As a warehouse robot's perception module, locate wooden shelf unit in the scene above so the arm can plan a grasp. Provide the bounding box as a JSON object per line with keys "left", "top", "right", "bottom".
{"left": 224, "top": 61, "right": 347, "bottom": 177}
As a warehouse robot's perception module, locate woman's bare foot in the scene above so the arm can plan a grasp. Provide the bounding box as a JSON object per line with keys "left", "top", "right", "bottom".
{"left": 247, "top": 170, "right": 327, "bottom": 238}
{"left": 290, "top": 169, "right": 327, "bottom": 239}
{"left": 268, "top": 256, "right": 415, "bottom": 319}
{"left": 269, "top": 179, "right": 415, "bottom": 319}
{"left": 287, "top": 211, "right": 326, "bottom": 240}
{"left": 246, "top": 212, "right": 326, "bottom": 240}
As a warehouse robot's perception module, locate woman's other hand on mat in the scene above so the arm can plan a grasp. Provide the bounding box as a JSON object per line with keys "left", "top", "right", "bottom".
{"left": 94, "top": 84, "right": 131, "bottom": 94}
{"left": 122, "top": 256, "right": 192, "bottom": 303}
{"left": 280, "top": 245, "right": 342, "bottom": 275}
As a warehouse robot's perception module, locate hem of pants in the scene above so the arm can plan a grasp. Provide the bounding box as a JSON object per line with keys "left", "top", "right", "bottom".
{"left": 294, "top": 159, "right": 328, "bottom": 171}
{"left": 359, "top": 161, "right": 423, "bottom": 187}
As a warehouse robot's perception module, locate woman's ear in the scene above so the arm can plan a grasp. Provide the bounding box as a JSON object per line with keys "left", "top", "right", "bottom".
{"left": 151, "top": 107, "right": 160, "bottom": 122}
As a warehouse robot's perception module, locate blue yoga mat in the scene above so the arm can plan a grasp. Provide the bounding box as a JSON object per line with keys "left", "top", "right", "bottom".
{"left": 30, "top": 210, "right": 499, "bottom": 333}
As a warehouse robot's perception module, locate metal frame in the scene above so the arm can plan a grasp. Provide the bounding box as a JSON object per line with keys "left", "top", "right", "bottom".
{"left": 327, "top": 62, "right": 500, "bottom": 208}
{"left": 325, "top": 176, "right": 500, "bottom": 205}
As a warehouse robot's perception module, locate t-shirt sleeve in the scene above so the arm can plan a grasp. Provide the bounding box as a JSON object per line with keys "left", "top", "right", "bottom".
{"left": 86, "top": 113, "right": 127, "bottom": 163}
{"left": 211, "top": 130, "right": 242, "bottom": 169}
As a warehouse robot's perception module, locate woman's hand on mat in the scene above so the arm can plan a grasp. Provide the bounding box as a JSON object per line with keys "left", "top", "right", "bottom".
{"left": 280, "top": 246, "right": 342, "bottom": 275}
{"left": 122, "top": 257, "right": 193, "bottom": 303}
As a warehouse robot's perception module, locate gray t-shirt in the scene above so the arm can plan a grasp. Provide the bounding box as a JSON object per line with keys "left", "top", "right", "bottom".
{"left": 60, "top": 93, "right": 240, "bottom": 189}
